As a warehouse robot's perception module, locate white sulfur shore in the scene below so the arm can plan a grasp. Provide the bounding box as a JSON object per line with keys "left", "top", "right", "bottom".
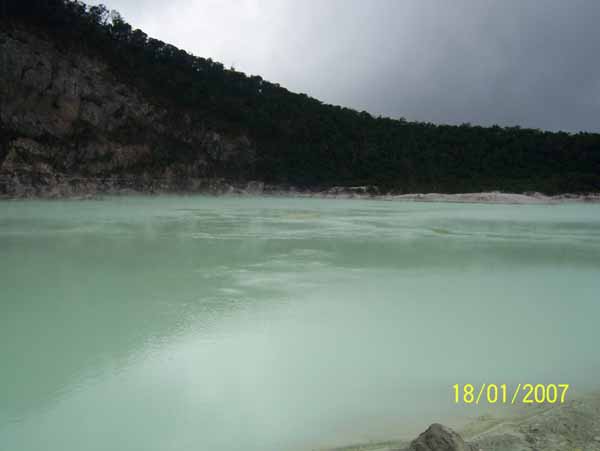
{"left": 4, "top": 186, "right": 600, "bottom": 204}
{"left": 385, "top": 191, "right": 600, "bottom": 204}
{"left": 265, "top": 188, "right": 600, "bottom": 204}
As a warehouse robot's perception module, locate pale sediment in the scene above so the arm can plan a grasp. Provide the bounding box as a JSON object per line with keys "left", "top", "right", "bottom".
{"left": 279, "top": 188, "right": 600, "bottom": 204}
{"left": 1, "top": 177, "right": 600, "bottom": 204}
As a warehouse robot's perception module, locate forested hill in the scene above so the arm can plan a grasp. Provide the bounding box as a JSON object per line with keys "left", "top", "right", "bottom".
{"left": 1, "top": 0, "right": 599, "bottom": 196}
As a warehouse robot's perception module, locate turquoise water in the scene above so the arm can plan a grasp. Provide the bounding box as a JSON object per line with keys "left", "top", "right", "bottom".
{"left": 1, "top": 196, "right": 599, "bottom": 451}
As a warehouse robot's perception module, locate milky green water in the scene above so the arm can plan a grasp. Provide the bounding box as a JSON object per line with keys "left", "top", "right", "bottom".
{"left": 1, "top": 196, "right": 600, "bottom": 451}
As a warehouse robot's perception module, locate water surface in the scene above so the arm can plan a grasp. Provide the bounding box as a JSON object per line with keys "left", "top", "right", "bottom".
{"left": 1, "top": 196, "right": 600, "bottom": 451}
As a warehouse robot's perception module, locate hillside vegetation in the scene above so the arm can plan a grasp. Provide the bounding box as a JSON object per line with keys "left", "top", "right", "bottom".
{"left": 2, "top": 0, "right": 600, "bottom": 194}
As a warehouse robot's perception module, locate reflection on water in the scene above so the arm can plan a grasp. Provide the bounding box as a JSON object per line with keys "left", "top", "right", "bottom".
{"left": 1, "top": 196, "right": 600, "bottom": 451}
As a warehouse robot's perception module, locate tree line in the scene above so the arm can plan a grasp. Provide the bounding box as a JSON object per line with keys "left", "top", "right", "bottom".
{"left": 2, "top": 0, "right": 599, "bottom": 193}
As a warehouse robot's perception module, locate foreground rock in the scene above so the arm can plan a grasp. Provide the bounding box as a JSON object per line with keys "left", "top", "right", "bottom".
{"left": 406, "top": 424, "right": 474, "bottom": 451}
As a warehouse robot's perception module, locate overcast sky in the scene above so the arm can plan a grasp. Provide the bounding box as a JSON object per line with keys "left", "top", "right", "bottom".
{"left": 89, "top": 0, "right": 600, "bottom": 132}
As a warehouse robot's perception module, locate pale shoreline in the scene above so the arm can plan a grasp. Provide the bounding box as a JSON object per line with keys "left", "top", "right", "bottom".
{"left": 281, "top": 190, "right": 600, "bottom": 204}
{"left": 2, "top": 187, "right": 600, "bottom": 204}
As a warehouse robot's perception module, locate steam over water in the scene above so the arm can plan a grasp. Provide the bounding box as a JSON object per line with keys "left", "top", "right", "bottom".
{"left": 1, "top": 196, "right": 600, "bottom": 451}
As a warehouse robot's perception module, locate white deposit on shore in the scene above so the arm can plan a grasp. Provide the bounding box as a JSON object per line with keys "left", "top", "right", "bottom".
{"left": 298, "top": 188, "right": 600, "bottom": 204}
{"left": 388, "top": 191, "right": 600, "bottom": 204}
{"left": 254, "top": 184, "right": 600, "bottom": 203}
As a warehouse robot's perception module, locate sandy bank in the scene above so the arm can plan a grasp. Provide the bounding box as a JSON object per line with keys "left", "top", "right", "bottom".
{"left": 325, "top": 392, "right": 600, "bottom": 451}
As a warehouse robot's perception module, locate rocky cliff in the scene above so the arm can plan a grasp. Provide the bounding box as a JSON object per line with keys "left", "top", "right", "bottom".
{"left": 0, "top": 25, "right": 257, "bottom": 198}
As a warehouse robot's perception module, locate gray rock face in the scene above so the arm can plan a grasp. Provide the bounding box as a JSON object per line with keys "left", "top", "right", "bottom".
{"left": 0, "top": 25, "right": 256, "bottom": 197}
{"left": 409, "top": 424, "right": 474, "bottom": 451}
{"left": 244, "top": 180, "right": 264, "bottom": 195}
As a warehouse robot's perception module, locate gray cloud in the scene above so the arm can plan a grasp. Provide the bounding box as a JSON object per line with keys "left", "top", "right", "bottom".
{"left": 89, "top": 0, "right": 600, "bottom": 132}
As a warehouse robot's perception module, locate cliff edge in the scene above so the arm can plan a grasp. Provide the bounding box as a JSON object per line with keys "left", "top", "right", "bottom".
{"left": 0, "top": 25, "right": 256, "bottom": 197}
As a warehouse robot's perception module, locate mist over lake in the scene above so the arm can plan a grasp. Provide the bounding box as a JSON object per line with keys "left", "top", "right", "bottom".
{"left": 1, "top": 196, "right": 600, "bottom": 451}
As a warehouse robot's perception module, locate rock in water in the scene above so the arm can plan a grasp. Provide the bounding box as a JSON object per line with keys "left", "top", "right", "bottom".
{"left": 409, "top": 424, "right": 473, "bottom": 451}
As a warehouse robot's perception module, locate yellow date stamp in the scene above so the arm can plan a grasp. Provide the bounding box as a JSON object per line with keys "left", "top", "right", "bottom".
{"left": 453, "top": 383, "right": 569, "bottom": 405}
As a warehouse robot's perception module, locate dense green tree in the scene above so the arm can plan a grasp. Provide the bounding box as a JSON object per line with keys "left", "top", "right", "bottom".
{"left": 1, "top": 0, "right": 599, "bottom": 193}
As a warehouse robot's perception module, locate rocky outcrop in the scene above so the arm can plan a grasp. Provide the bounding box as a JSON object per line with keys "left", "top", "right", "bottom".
{"left": 407, "top": 424, "right": 475, "bottom": 451}
{"left": 0, "top": 25, "right": 256, "bottom": 197}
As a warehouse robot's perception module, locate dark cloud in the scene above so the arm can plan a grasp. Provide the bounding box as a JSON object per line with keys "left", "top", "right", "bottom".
{"left": 90, "top": 0, "right": 600, "bottom": 132}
